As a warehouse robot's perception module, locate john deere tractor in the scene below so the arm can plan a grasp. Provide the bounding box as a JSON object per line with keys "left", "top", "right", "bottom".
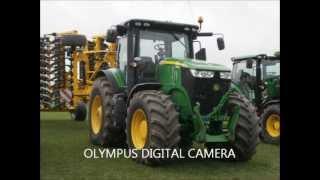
{"left": 88, "top": 18, "right": 259, "bottom": 165}
{"left": 231, "top": 52, "right": 280, "bottom": 144}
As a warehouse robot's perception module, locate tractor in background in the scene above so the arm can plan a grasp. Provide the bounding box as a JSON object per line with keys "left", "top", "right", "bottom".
{"left": 87, "top": 18, "right": 260, "bottom": 165}
{"left": 231, "top": 52, "right": 280, "bottom": 144}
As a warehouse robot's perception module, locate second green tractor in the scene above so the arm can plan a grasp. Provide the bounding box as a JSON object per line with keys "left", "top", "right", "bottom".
{"left": 231, "top": 52, "right": 280, "bottom": 144}
{"left": 88, "top": 19, "right": 260, "bottom": 165}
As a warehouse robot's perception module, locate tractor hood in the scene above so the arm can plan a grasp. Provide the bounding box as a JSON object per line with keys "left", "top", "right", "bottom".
{"left": 160, "top": 58, "right": 231, "bottom": 72}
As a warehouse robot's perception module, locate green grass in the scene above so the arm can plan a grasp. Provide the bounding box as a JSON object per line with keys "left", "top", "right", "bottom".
{"left": 41, "top": 112, "right": 279, "bottom": 180}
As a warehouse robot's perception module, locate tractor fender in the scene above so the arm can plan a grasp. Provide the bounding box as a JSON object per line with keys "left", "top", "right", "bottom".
{"left": 93, "top": 69, "right": 125, "bottom": 93}
{"left": 127, "top": 83, "right": 161, "bottom": 106}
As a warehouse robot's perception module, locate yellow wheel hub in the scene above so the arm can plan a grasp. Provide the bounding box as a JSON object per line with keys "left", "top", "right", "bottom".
{"left": 131, "top": 108, "right": 148, "bottom": 149}
{"left": 91, "top": 95, "right": 102, "bottom": 134}
{"left": 266, "top": 114, "right": 280, "bottom": 137}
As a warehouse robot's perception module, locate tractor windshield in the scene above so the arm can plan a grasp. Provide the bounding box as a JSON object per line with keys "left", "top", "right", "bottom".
{"left": 231, "top": 60, "right": 257, "bottom": 83}
{"left": 262, "top": 60, "right": 280, "bottom": 80}
{"left": 231, "top": 60, "right": 256, "bottom": 100}
{"left": 137, "top": 30, "right": 191, "bottom": 63}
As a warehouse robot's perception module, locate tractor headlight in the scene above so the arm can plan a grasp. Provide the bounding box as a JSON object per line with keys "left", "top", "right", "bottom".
{"left": 190, "top": 69, "right": 214, "bottom": 78}
{"left": 220, "top": 72, "right": 231, "bottom": 79}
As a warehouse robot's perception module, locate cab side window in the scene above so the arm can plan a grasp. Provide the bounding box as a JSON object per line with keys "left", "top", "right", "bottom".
{"left": 117, "top": 37, "right": 127, "bottom": 72}
{"left": 232, "top": 61, "right": 256, "bottom": 83}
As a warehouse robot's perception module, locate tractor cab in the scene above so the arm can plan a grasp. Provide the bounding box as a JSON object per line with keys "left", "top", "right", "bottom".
{"left": 106, "top": 19, "right": 226, "bottom": 90}
{"left": 231, "top": 53, "right": 280, "bottom": 108}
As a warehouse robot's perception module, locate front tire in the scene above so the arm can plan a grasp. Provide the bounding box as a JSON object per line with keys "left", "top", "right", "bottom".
{"left": 126, "top": 90, "right": 180, "bottom": 166}
{"left": 206, "top": 92, "right": 259, "bottom": 161}
{"left": 260, "top": 104, "right": 280, "bottom": 144}
{"left": 229, "top": 92, "right": 259, "bottom": 161}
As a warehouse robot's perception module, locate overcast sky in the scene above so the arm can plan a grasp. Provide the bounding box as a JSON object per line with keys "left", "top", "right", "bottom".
{"left": 40, "top": 1, "right": 279, "bottom": 68}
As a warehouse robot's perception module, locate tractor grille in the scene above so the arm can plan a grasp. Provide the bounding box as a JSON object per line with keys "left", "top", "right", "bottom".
{"left": 181, "top": 68, "right": 230, "bottom": 114}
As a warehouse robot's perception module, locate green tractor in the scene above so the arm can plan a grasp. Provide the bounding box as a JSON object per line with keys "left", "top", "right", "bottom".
{"left": 231, "top": 52, "right": 280, "bottom": 144}
{"left": 88, "top": 19, "right": 259, "bottom": 165}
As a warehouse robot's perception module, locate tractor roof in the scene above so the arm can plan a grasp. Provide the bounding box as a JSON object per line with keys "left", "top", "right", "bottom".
{"left": 231, "top": 53, "right": 280, "bottom": 62}
{"left": 121, "top": 19, "right": 199, "bottom": 33}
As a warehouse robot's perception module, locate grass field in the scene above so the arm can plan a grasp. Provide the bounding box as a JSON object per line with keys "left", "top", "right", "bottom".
{"left": 40, "top": 112, "right": 279, "bottom": 180}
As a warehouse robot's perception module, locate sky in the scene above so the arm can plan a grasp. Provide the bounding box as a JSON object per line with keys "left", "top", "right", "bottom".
{"left": 40, "top": 1, "right": 279, "bottom": 68}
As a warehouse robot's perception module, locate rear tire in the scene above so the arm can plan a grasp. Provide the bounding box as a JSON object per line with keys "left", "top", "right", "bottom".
{"left": 126, "top": 90, "right": 180, "bottom": 166}
{"left": 71, "top": 102, "right": 87, "bottom": 121}
{"left": 88, "top": 77, "right": 126, "bottom": 147}
{"left": 260, "top": 104, "right": 280, "bottom": 144}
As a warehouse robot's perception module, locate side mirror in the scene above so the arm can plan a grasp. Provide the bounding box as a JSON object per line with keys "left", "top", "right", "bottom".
{"left": 134, "top": 57, "right": 142, "bottom": 62}
{"left": 217, "top": 37, "right": 225, "bottom": 50}
{"left": 134, "top": 56, "right": 153, "bottom": 62}
{"left": 246, "top": 59, "right": 253, "bottom": 69}
{"left": 106, "top": 28, "right": 117, "bottom": 43}
{"left": 130, "top": 56, "right": 153, "bottom": 68}
{"left": 195, "top": 48, "right": 206, "bottom": 60}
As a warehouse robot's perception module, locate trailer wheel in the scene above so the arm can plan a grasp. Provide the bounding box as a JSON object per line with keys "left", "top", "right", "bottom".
{"left": 88, "top": 77, "right": 126, "bottom": 147}
{"left": 260, "top": 104, "right": 280, "bottom": 144}
{"left": 126, "top": 90, "right": 180, "bottom": 166}
{"left": 71, "top": 102, "right": 87, "bottom": 121}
